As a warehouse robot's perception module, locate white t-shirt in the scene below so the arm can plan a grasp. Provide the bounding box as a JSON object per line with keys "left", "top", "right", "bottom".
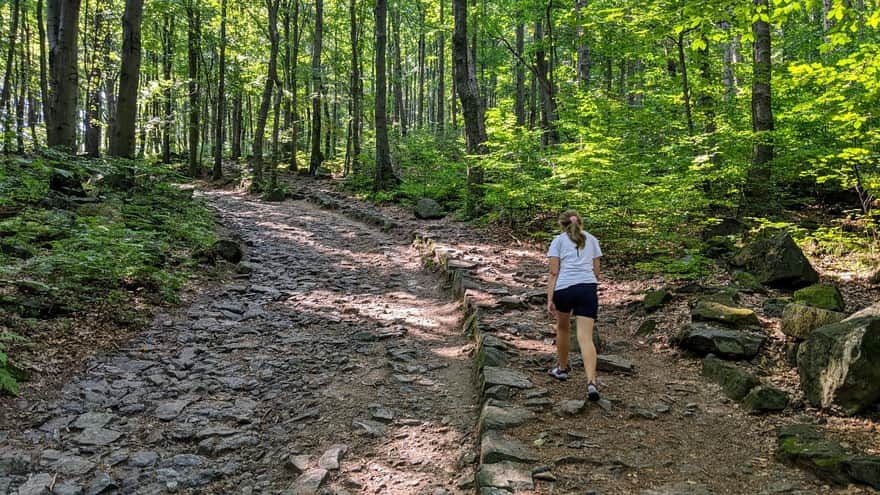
{"left": 547, "top": 231, "right": 602, "bottom": 290}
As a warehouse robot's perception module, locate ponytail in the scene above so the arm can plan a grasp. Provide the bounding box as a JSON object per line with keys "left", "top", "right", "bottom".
{"left": 559, "top": 209, "right": 586, "bottom": 249}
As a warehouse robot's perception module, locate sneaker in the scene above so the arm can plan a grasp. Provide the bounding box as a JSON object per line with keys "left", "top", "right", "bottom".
{"left": 587, "top": 382, "right": 600, "bottom": 401}
{"left": 548, "top": 366, "right": 570, "bottom": 381}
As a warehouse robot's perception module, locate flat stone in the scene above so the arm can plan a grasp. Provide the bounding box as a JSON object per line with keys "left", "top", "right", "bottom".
{"left": 370, "top": 405, "right": 394, "bottom": 423}
{"left": 286, "top": 455, "right": 311, "bottom": 474}
{"left": 73, "top": 412, "right": 115, "bottom": 430}
{"left": 556, "top": 400, "right": 586, "bottom": 416}
{"left": 195, "top": 427, "right": 240, "bottom": 439}
{"left": 86, "top": 471, "right": 117, "bottom": 495}
{"left": 39, "top": 415, "right": 75, "bottom": 432}
{"left": 597, "top": 354, "right": 635, "bottom": 373}
{"left": 476, "top": 461, "right": 534, "bottom": 491}
{"left": 17, "top": 473, "right": 53, "bottom": 495}
{"left": 481, "top": 431, "right": 538, "bottom": 464}
{"left": 52, "top": 481, "right": 84, "bottom": 495}
{"left": 644, "top": 481, "right": 712, "bottom": 494}
{"left": 479, "top": 403, "right": 535, "bottom": 433}
{"left": 74, "top": 428, "right": 122, "bottom": 446}
{"left": 482, "top": 367, "right": 533, "bottom": 390}
{"left": 51, "top": 454, "right": 96, "bottom": 476}
{"left": 352, "top": 419, "right": 386, "bottom": 437}
{"left": 282, "top": 468, "right": 328, "bottom": 495}
{"left": 128, "top": 451, "right": 159, "bottom": 467}
{"left": 211, "top": 435, "right": 260, "bottom": 455}
{"left": 155, "top": 399, "right": 192, "bottom": 421}
{"left": 317, "top": 445, "right": 347, "bottom": 470}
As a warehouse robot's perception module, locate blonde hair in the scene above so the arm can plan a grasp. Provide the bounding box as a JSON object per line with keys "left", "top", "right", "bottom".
{"left": 559, "top": 209, "right": 586, "bottom": 249}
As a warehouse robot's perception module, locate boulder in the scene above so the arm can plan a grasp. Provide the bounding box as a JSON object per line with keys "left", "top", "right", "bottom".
{"left": 732, "top": 271, "right": 764, "bottom": 293}
{"left": 793, "top": 283, "right": 845, "bottom": 312}
{"left": 730, "top": 233, "right": 820, "bottom": 288}
{"left": 414, "top": 198, "right": 445, "bottom": 220}
{"left": 673, "top": 323, "right": 765, "bottom": 360}
{"left": 763, "top": 297, "right": 791, "bottom": 318}
{"left": 780, "top": 304, "right": 846, "bottom": 340}
{"left": 210, "top": 240, "right": 243, "bottom": 264}
{"left": 643, "top": 289, "right": 671, "bottom": 312}
{"left": 743, "top": 386, "right": 789, "bottom": 413}
{"left": 776, "top": 424, "right": 851, "bottom": 485}
{"left": 701, "top": 354, "right": 760, "bottom": 400}
{"left": 798, "top": 315, "right": 880, "bottom": 415}
{"left": 691, "top": 298, "right": 760, "bottom": 328}
{"left": 846, "top": 302, "right": 880, "bottom": 321}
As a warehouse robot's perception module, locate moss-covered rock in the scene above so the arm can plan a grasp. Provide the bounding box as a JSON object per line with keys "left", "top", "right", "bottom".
{"left": 780, "top": 303, "right": 846, "bottom": 340}
{"left": 743, "top": 386, "right": 789, "bottom": 414}
{"left": 793, "top": 283, "right": 845, "bottom": 312}
{"left": 730, "top": 233, "right": 820, "bottom": 289}
{"left": 797, "top": 315, "right": 880, "bottom": 415}
{"left": 732, "top": 271, "right": 764, "bottom": 293}
{"left": 776, "top": 424, "right": 851, "bottom": 485}
{"left": 673, "top": 323, "right": 765, "bottom": 360}
{"left": 691, "top": 299, "right": 760, "bottom": 328}
{"left": 701, "top": 354, "right": 760, "bottom": 400}
{"left": 643, "top": 289, "right": 671, "bottom": 312}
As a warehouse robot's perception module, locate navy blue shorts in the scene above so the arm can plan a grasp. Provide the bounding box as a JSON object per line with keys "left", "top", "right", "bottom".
{"left": 553, "top": 283, "right": 598, "bottom": 319}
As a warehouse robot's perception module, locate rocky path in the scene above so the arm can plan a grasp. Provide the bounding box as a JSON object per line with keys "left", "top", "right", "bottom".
{"left": 1, "top": 189, "right": 478, "bottom": 494}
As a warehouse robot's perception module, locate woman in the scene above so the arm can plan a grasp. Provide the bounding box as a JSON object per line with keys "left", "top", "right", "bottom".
{"left": 546, "top": 209, "right": 602, "bottom": 401}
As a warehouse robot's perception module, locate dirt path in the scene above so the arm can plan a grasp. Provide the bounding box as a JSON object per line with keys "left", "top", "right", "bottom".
{"left": 1, "top": 189, "right": 478, "bottom": 494}
{"left": 2, "top": 178, "right": 877, "bottom": 495}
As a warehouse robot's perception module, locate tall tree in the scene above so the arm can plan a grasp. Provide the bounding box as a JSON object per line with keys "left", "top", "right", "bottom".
{"left": 1, "top": 0, "right": 21, "bottom": 150}
{"left": 213, "top": 0, "right": 227, "bottom": 179}
{"left": 109, "top": 0, "right": 144, "bottom": 158}
{"left": 436, "top": 0, "right": 445, "bottom": 130}
{"left": 309, "top": 0, "right": 324, "bottom": 174}
{"left": 348, "top": 0, "right": 361, "bottom": 173}
{"left": 46, "top": 0, "right": 82, "bottom": 151}
{"left": 186, "top": 2, "right": 201, "bottom": 177}
{"left": 452, "top": 0, "right": 487, "bottom": 216}
{"left": 391, "top": 7, "right": 407, "bottom": 135}
{"left": 514, "top": 22, "right": 525, "bottom": 126}
{"left": 162, "top": 13, "right": 174, "bottom": 164}
{"left": 374, "top": 0, "right": 397, "bottom": 190}
{"left": 744, "top": 0, "right": 774, "bottom": 210}
{"left": 253, "top": 0, "right": 282, "bottom": 186}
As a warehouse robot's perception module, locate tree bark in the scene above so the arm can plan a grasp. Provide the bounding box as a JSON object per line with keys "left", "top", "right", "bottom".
{"left": 417, "top": 2, "right": 426, "bottom": 129}
{"left": 575, "top": 0, "right": 590, "bottom": 86}
{"left": 391, "top": 8, "right": 407, "bottom": 135}
{"left": 309, "top": 0, "right": 324, "bottom": 174}
{"left": 162, "top": 13, "right": 174, "bottom": 164}
{"left": 533, "top": 17, "right": 559, "bottom": 145}
{"left": 676, "top": 30, "right": 694, "bottom": 136}
{"left": 186, "top": 3, "right": 201, "bottom": 177}
{"left": 231, "top": 91, "right": 242, "bottom": 161}
{"left": 514, "top": 22, "right": 525, "bottom": 126}
{"left": 288, "top": 0, "right": 301, "bottom": 171}
{"left": 349, "top": 0, "right": 361, "bottom": 173}
{"left": 452, "top": 0, "right": 487, "bottom": 216}
{"left": 1, "top": 0, "right": 21, "bottom": 149}
{"left": 109, "top": 0, "right": 144, "bottom": 158}
{"left": 373, "top": 0, "right": 397, "bottom": 190}
{"left": 253, "top": 0, "right": 281, "bottom": 186}
{"left": 745, "top": 0, "right": 774, "bottom": 210}
{"left": 84, "top": 0, "right": 109, "bottom": 157}
{"left": 213, "top": 0, "right": 227, "bottom": 178}
{"left": 46, "top": 0, "right": 82, "bottom": 151}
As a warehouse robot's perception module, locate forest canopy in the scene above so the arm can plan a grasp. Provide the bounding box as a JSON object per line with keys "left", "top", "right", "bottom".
{"left": 0, "top": 0, "right": 877, "bottom": 261}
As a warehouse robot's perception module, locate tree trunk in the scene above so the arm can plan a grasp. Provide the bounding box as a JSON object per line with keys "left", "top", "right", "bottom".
{"left": 162, "top": 13, "right": 174, "bottom": 164}
{"left": 231, "top": 91, "right": 242, "bottom": 161}
{"left": 697, "top": 34, "right": 715, "bottom": 134}
{"left": 533, "top": 18, "right": 559, "bottom": 145}
{"left": 37, "top": 0, "right": 49, "bottom": 138}
{"left": 575, "top": 0, "right": 590, "bottom": 86}
{"left": 391, "top": 8, "right": 407, "bottom": 136}
{"left": 745, "top": 0, "right": 774, "bottom": 210}
{"left": 514, "top": 22, "right": 525, "bottom": 126}
{"left": 288, "top": 0, "right": 301, "bottom": 171}
{"left": 452, "top": 0, "right": 487, "bottom": 216}
{"left": 677, "top": 30, "right": 694, "bottom": 136}
{"left": 109, "top": 0, "right": 144, "bottom": 158}
{"left": 253, "top": 0, "right": 281, "bottom": 186}
{"left": 84, "top": 0, "right": 108, "bottom": 157}
{"left": 213, "top": 0, "right": 227, "bottom": 179}
{"left": 373, "top": 0, "right": 397, "bottom": 190}
{"left": 187, "top": 3, "right": 201, "bottom": 177}
{"left": 309, "top": 0, "right": 324, "bottom": 174}
{"left": 46, "top": 0, "right": 82, "bottom": 151}
{"left": 417, "top": 3, "right": 426, "bottom": 129}
{"left": 1, "top": 0, "right": 21, "bottom": 150}
{"left": 437, "top": 0, "right": 445, "bottom": 130}
{"left": 349, "top": 0, "right": 361, "bottom": 173}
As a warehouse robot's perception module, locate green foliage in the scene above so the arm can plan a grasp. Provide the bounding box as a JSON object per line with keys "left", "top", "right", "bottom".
{"left": 0, "top": 331, "right": 27, "bottom": 396}
{"left": 634, "top": 253, "right": 716, "bottom": 280}
{"left": 396, "top": 129, "right": 467, "bottom": 207}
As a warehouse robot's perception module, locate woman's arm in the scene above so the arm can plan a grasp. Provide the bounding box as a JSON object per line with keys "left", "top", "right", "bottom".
{"left": 547, "top": 257, "right": 560, "bottom": 313}
{"left": 593, "top": 257, "right": 601, "bottom": 281}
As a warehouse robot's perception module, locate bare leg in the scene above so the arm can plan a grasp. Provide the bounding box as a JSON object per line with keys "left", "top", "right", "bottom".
{"left": 556, "top": 311, "right": 571, "bottom": 369}
{"left": 576, "top": 315, "right": 597, "bottom": 384}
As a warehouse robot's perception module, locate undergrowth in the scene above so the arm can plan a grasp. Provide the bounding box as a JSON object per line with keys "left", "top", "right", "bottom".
{"left": 0, "top": 153, "right": 216, "bottom": 395}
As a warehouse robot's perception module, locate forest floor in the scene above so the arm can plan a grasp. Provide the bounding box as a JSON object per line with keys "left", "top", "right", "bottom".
{"left": 1, "top": 173, "right": 879, "bottom": 494}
